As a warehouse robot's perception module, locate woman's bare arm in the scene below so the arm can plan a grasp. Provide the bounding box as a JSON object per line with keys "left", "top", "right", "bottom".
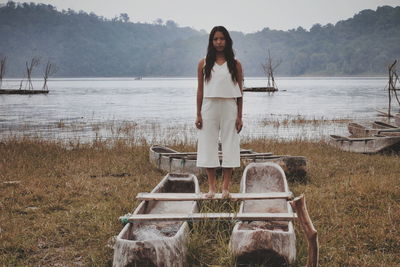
{"left": 195, "top": 59, "right": 205, "bottom": 129}
{"left": 236, "top": 60, "right": 243, "bottom": 132}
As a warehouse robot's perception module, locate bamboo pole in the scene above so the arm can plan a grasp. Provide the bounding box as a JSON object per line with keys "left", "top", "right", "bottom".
{"left": 289, "top": 194, "right": 318, "bottom": 267}
{"left": 123, "top": 212, "right": 297, "bottom": 223}
{"left": 136, "top": 192, "right": 293, "bottom": 201}
{"left": 388, "top": 60, "right": 397, "bottom": 117}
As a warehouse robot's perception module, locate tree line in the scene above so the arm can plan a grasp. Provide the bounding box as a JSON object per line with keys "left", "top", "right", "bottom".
{"left": 0, "top": 1, "right": 399, "bottom": 77}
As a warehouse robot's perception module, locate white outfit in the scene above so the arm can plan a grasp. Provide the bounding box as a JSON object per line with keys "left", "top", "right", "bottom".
{"left": 203, "top": 62, "right": 242, "bottom": 98}
{"left": 197, "top": 61, "right": 242, "bottom": 168}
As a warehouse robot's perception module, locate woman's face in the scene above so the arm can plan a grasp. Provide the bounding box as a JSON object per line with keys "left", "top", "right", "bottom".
{"left": 212, "top": 31, "right": 226, "bottom": 52}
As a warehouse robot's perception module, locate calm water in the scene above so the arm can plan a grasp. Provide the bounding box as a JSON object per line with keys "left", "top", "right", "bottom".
{"left": 0, "top": 77, "right": 393, "bottom": 142}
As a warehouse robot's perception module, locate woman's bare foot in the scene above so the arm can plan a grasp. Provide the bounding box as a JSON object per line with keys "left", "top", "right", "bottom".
{"left": 222, "top": 190, "right": 230, "bottom": 199}
{"left": 206, "top": 190, "right": 216, "bottom": 198}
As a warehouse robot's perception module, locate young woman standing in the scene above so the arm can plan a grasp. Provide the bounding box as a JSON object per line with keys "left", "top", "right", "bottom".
{"left": 195, "top": 26, "right": 243, "bottom": 198}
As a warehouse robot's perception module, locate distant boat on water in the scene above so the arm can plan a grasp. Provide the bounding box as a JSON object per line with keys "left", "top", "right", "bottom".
{"left": 0, "top": 89, "right": 49, "bottom": 94}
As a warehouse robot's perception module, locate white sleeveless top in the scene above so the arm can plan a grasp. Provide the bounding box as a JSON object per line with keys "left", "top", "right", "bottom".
{"left": 204, "top": 61, "right": 242, "bottom": 98}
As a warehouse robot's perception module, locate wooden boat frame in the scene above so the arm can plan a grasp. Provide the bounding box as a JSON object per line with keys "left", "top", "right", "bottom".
{"left": 120, "top": 171, "right": 318, "bottom": 266}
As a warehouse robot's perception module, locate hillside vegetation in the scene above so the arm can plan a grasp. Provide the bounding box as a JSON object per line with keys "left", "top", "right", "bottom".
{"left": 0, "top": 1, "right": 399, "bottom": 77}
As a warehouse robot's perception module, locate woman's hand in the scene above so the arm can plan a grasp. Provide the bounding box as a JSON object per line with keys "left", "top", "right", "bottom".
{"left": 195, "top": 115, "right": 203, "bottom": 129}
{"left": 236, "top": 117, "right": 243, "bottom": 133}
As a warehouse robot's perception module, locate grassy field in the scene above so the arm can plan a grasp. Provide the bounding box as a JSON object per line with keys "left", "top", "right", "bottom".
{"left": 1, "top": 137, "right": 399, "bottom": 266}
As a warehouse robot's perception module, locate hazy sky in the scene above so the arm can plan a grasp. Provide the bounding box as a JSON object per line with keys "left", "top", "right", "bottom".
{"left": 2, "top": 0, "right": 399, "bottom": 32}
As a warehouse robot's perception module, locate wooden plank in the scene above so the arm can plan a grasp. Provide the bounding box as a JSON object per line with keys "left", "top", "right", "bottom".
{"left": 124, "top": 212, "right": 297, "bottom": 223}
{"left": 136, "top": 192, "right": 293, "bottom": 201}
{"left": 159, "top": 149, "right": 258, "bottom": 157}
{"left": 240, "top": 153, "right": 273, "bottom": 157}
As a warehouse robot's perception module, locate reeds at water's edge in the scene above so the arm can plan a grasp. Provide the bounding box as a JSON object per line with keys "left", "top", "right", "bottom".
{"left": 0, "top": 136, "right": 399, "bottom": 266}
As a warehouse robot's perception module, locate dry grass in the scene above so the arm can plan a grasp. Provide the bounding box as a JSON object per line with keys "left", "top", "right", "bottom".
{"left": 1, "top": 137, "right": 399, "bottom": 266}
{"left": 261, "top": 116, "right": 351, "bottom": 128}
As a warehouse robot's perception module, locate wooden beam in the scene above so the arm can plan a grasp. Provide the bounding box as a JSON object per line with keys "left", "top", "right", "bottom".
{"left": 136, "top": 192, "right": 294, "bottom": 201}
{"left": 159, "top": 149, "right": 255, "bottom": 157}
{"left": 123, "top": 212, "right": 297, "bottom": 223}
{"left": 159, "top": 151, "right": 273, "bottom": 157}
{"left": 239, "top": 153, "right": 273, "bottom": 157}
{"left": 290, "top": 194, "right": 319, "bottom": 267}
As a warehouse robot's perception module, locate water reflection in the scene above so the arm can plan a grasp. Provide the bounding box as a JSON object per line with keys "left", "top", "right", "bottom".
{"left": 0, "top": 77, "right": 394, "bottom": 143}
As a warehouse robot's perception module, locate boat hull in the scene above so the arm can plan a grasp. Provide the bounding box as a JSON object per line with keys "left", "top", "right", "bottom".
{"left": 113, "top": 173, "right": 200, "bottom": 267}
{"left": 348, "top": 122, "right": 400, "bottom": 137}
{"left": 329, "top": 135, "right": 400, "bottom": 153}
{"left": 149, "top": 145, "right": 307, "bottom": 179}
{"left": 230, "top": 162, "right": 296, "bottom": 265}
{"left": 149, "top": 145, "right": 199, "bottom": 174}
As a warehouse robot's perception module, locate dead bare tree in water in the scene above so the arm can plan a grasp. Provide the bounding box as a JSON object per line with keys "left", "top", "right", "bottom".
{"left": 261, "top": 50, "right": 282, "bottom": 90}
{"left": 0, "top": 56, "right": 6, "bottom": 89}
{"left": 387, "top": 60, "right": 400, "bottom": 117}
{"left": 42, "top": 61, "right": 57, "bottom": 90}
{"left": 25, "top": 57, "right": 40, "bottom": 90}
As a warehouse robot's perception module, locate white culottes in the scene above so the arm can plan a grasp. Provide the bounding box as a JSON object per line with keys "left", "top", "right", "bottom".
{"left": 197, "top": 98, "right": 240, "bottom": 168}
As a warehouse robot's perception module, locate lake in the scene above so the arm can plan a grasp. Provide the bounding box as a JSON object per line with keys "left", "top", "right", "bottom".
{"left": 0, "top": 77, "right": 395, "bottom": 143}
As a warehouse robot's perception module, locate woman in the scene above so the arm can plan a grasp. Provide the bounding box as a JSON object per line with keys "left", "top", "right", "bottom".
{"left": 195, "top": 26, "right": 243, "bottom": 198}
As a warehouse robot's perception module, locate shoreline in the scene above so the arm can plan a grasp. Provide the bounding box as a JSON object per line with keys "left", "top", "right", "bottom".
{"left": 0, "top": 116, "right": 353, "bottom": 145}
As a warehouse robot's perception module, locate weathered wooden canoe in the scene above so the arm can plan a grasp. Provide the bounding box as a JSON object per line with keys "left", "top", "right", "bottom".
{"left": 149, "top": 145, "right": 199, "bottom": 175}
{"left": 149, "top": 145, "right": 258, "bottom": 175}
{"left": 149, "top": 145, "right": 307, "bottom": 179}
{"left": 348, "top": 122, "right": 400, "bottom": 137}
{"left": 230, "top": 162, "right": 296, "bottom": 265}
{"left": 372, "top": 121, "right": 398, "bottom": 129}
{"left": 329, "top": 135, "right": 400, "bottom": 153}
{"left": 113, "top": 173, "right": 200, "bottom": 267}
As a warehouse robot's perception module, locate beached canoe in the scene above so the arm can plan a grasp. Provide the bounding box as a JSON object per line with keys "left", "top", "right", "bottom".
{"left": 329, "top": 135, "right": 400, "bottom": 153}
{"left": 113, "top": 173, "right": 200, "bottom": 267}
{"left": 149, "top": 145, "right": 199, "bottom": 175}
{"left": 372, "top": 121, "right": 398, "bottom": 129}
{"left": 230, "top": 162, "right": 296, "bottom": 265}
{"left": 348, "top": 122, "right": 400, "bottom": 137}
{"left": 149, "top": 145, "right": 307, "bottom": 179}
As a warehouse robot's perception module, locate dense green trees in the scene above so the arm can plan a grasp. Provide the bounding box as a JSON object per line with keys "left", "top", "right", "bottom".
{"left": 0, "top": 1, "right": 399, "bottom": 77}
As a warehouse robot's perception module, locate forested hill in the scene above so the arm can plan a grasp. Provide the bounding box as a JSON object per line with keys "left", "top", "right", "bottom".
{"left": 0, "top": 2, "right": 399, "bottom": 77}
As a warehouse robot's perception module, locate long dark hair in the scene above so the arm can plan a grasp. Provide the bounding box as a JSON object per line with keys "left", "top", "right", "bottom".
{"left": 204, "top": 26, "right": 238, "bottom": 83}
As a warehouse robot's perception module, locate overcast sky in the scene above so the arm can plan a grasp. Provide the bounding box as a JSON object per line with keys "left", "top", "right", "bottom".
{"left": 2, "top": 0, "right": 399, "bottom": 32}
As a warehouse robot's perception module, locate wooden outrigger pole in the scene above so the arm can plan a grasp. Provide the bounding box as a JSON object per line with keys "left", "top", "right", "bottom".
{"left": 290, "top": 194, "right": 319, "bottom": 267}
{"left": 388, "top": 60, "right": 400, "bottom": 117}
